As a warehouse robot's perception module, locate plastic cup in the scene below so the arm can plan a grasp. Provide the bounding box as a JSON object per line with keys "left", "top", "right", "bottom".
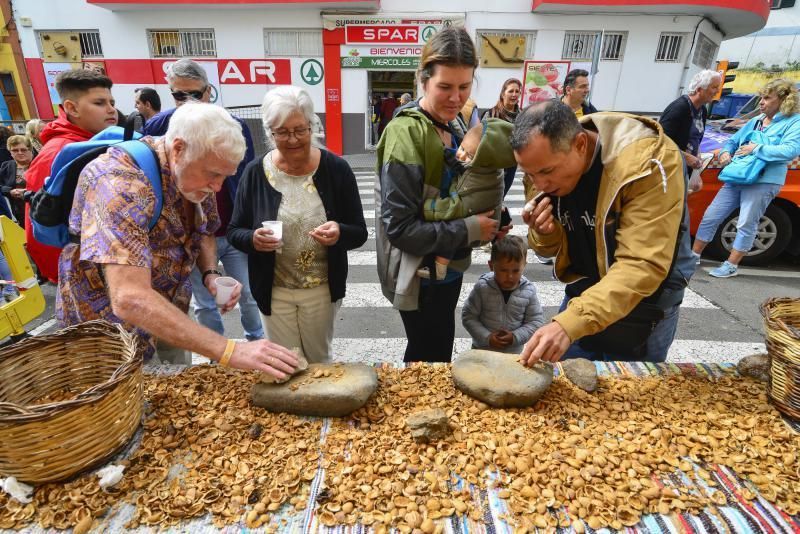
{"left": 213, "top": 276, "right": 238, "bottom": 307}
{"left": 262, "top": 220, "right": 283, "bottom": 240}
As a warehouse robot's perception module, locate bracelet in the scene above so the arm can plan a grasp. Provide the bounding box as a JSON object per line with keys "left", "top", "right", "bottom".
{"left": 219, "top": 339, "right": 236, "bottom": 367}
{"left": 202, "top": 269, "right": 222, "bottom": 285}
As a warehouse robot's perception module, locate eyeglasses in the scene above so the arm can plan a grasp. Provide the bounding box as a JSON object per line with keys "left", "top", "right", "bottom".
{"left": 171, "top": 88, "right": 206, "bottom": 102}
{"left": 271, "top": 127, "right": 313, "bottom": 141}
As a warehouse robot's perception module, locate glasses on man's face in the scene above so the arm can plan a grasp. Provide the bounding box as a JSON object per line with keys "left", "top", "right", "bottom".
{"left": 271, "top": 127, "right": 312, "bottom": 141}
{"left": 171, "top": 88, "right": 206, "bottom": 102}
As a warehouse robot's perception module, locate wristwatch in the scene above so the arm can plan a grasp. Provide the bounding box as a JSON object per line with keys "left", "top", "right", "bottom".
{"left": 202, "top": 269, "right": 222, "bottom": 285}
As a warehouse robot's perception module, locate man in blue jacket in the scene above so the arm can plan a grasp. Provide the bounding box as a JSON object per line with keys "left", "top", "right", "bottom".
{"left": 145, "top": 59, "right": 263, "bottom": 341}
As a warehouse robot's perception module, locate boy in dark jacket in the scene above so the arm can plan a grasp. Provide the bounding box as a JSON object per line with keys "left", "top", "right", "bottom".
{"left": 462, "top": 236, "right": 544, "bottom": 354}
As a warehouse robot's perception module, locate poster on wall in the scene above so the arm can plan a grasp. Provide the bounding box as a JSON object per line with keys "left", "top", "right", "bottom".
{"left": 521, "top": 60, "right": 571, "bottom": 108}
{"left": 43, "top": 62, "right": 78, "bottom": 115}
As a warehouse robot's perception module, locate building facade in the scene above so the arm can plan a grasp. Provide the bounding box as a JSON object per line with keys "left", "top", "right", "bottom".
{"left": 13, "top": 0, "right": 768, "bottom": 154}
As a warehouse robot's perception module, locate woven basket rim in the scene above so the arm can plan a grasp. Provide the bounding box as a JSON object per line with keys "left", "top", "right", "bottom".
{"left": 760, "top": 297, "right": 800, "bottom": 340}
{"left": 0, "top": 320, "right": 141, "bottom": 422}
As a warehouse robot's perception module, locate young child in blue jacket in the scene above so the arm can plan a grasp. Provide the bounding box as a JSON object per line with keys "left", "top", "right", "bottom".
{"left": 462, "top": 236, "right": 544, "bottom": 353}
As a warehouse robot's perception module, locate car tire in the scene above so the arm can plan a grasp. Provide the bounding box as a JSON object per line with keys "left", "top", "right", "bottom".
{"left": 705, "top": 204, "right": 792, "bottom": 266}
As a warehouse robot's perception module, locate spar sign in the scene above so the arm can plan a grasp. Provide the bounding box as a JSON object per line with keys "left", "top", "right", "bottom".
{"left": 346, "top": 26, "right": 423, "bottom": 44}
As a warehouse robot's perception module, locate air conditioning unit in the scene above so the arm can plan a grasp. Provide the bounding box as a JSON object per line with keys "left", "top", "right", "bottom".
{"left": 39, "top": 32, "right": 81, "bottom": 62}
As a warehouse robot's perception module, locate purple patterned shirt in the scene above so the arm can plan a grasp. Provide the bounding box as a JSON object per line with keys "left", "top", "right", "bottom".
{"left": 56, "top": 137, "right": 220, "bottom": 358}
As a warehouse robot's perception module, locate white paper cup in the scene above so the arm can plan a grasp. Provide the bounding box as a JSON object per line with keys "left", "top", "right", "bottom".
{"left": 213, "top": 276, "right": 238, "bottom": 307}
{"left": 262, "top": 220, "right": 283, "bottom": 240}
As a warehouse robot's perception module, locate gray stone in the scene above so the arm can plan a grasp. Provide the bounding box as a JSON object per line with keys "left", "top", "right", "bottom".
{"left": 451, "top": 350, "right": 553, "bottom": 408}
{"left": 406, "top": 408, "right": 450, "bottom": 443}
{"left": 561, "top": 358, "right": 598, "bottom": 392}
{"left": 737, "top": 353, "right": 770, "bottom": 382}
{"left": 251, "top": 363, "right": 378, "bottom": 417}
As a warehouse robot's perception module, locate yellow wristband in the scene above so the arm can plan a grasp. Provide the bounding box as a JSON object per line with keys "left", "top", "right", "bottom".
{"left": 219, "top": 339, "right": 236, "bottom": 367}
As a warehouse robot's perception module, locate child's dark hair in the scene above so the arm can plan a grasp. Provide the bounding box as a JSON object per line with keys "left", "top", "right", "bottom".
{"left": 55, "top": 69, "right": 113, "bottom": 101}
{"left": 490, "top": 235, "right": 526, "bottom": 263}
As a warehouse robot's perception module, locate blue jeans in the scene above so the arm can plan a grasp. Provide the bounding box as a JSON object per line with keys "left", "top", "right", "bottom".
{"left": 559, "top": 295, "right": 680, "bottom": 363}
{"left": 190, "top": 236, "right": 264, "bottom": 341}
{"left": 696, "top": 182, "right": 781, "bottom": 253}
{"left": 0, "top": 251, "right": 16, "bottom": 298}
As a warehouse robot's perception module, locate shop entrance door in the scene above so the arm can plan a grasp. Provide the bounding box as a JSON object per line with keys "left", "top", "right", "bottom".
{"left": 366, "top": 70, "right": 416, "bottom": 150}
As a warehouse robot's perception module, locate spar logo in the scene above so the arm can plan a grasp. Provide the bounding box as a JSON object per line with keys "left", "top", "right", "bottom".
{"left": 346, "top": 25, "right": 421, "bottom": 44}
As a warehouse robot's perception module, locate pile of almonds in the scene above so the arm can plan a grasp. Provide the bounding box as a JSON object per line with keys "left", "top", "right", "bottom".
{"left": 0, "top": 364, "right": 798, "bottom": 533}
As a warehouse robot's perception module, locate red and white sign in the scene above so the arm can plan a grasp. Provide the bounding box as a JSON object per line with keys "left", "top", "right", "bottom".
{"left": 150, "top": 59, "right": 292, "bottom": 85}
{"left": 345, "top": 25, "right": 420, "bottom": 44}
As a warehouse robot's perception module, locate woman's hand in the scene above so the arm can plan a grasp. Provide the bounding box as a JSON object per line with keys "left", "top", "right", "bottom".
{"left": 718, "top": 152, "right": 732, "bottom": 167}
{"left": 252, "top": 227, "right": 282, "bottom": 252}
{"left": 735, "top": 143, "right": 757, "bottom": 158}
{"left": 476, "top": 210, "right": 498, "bottom": 242}
{"left": 309, "top": 221, "right": 340, "bottom": 246}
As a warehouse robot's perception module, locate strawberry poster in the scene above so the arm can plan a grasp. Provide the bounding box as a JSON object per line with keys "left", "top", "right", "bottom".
{"left": 522, "top": 61, "right": 571, "bottom": 107}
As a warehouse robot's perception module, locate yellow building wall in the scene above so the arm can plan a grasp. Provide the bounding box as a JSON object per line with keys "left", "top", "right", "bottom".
{"left": 0, "top": 10, "right": 32, "bottom": 120}
{"left": 732, "top": 70, "right": 800, "bottom": 95}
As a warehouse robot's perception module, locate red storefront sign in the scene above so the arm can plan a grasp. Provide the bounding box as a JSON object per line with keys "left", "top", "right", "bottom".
{"left": 150, "top": 59, "right": 291, "bottom": 85}
{"left": 345, "top": 25, "right": 420, "bottom": 44}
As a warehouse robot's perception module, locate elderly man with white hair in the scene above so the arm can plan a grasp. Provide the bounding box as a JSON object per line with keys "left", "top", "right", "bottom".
{"left": 57, "top": 103, "right": 299, "bottom": 378}
{"left": 144, "top": 58, "right": 264, "bottom": 345}
{"left": 659, "top": 69, "right": 722, "bottom": 179}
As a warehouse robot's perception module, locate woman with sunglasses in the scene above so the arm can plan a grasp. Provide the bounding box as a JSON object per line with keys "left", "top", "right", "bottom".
{"left": 228, "top": 86, "right": 367, "bottom": 363}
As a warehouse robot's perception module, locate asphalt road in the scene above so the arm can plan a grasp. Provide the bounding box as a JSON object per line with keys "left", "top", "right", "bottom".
{"left": 16, "top": 170, "right": 800, "bottom": 364}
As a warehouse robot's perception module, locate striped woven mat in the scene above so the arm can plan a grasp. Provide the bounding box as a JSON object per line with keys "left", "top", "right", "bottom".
{"left": 6, "top": 362, "right": 799, "bottom": 534}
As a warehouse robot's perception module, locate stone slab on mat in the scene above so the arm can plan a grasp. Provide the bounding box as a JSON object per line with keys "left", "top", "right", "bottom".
{"left": 737, "top": 353, "right": 770, "bottom": 382}
{"left": 251, "top": 363, "right": 378, "bottom": 417}
{"left": 561, "top": 358, "right": 599, "bottom": 392}
{"left": 406, "top": 408, "right": 451, "bottom": 443}
{"left": 451, "top": 349, "right": 553, "bottom": 408}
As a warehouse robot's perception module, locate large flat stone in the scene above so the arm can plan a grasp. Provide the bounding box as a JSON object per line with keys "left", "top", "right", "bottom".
{"left": 452, "top": 350, "right": 553, "bottom": 408}
{"left": 251, "top": 363, "right": 378, "bottom": 417}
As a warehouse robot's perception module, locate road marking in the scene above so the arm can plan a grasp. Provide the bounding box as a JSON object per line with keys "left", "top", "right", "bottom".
{"left": 329, "top": 338, "right": 763, "bottom": 365}
{"left": 30, "top": 317, "right": 57, "bottom": 336}
{"left": 341, "top": 282, "right": 717, "bottom": 309}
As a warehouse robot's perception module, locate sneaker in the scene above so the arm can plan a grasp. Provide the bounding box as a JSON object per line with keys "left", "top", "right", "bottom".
{"left": 534, "top": 254, "right": 554, "bottom": 265}
{"left": 692, "top": 251, "right": 702, "bottom": 265}
{"left": 709, "top": 261, "right": 739, "bottom": 278}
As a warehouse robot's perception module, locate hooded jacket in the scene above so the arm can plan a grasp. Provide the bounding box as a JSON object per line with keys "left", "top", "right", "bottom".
{"left": 525, "top": 112, "right": 695, "bottom": 343}
{"left": 375, "top": 104, "right": 482, "bottom": 311}
{"left": 424, "top": 118, "right": 515, "bottom": 222}
{"left": 25, "top": 106, "right": 94, "bottom": 282}
{"left": 462, "top": 272, "right": 544, "bottom": 353}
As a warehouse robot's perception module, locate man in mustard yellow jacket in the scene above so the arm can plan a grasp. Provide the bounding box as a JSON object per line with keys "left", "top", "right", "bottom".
{"left": 514, "top": 101, "right": 696, "bottom": 364}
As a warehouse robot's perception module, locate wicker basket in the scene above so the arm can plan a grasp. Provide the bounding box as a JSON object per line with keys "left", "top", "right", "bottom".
{"left": 0, "top": 320, "right": 142, "bottom": 484}
{"left": 761, "top": 297, "right": 800, "bottom": 421}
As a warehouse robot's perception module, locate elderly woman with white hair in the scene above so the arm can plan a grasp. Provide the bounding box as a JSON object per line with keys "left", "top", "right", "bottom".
{"left": 228, "top": 86, "right": 367, "bottom": 362}
{"left": 57, "top": 102, "right": 300, "bottom": 377}
{"left": 659, "top": 69, "right": 722, "bottom": 188}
